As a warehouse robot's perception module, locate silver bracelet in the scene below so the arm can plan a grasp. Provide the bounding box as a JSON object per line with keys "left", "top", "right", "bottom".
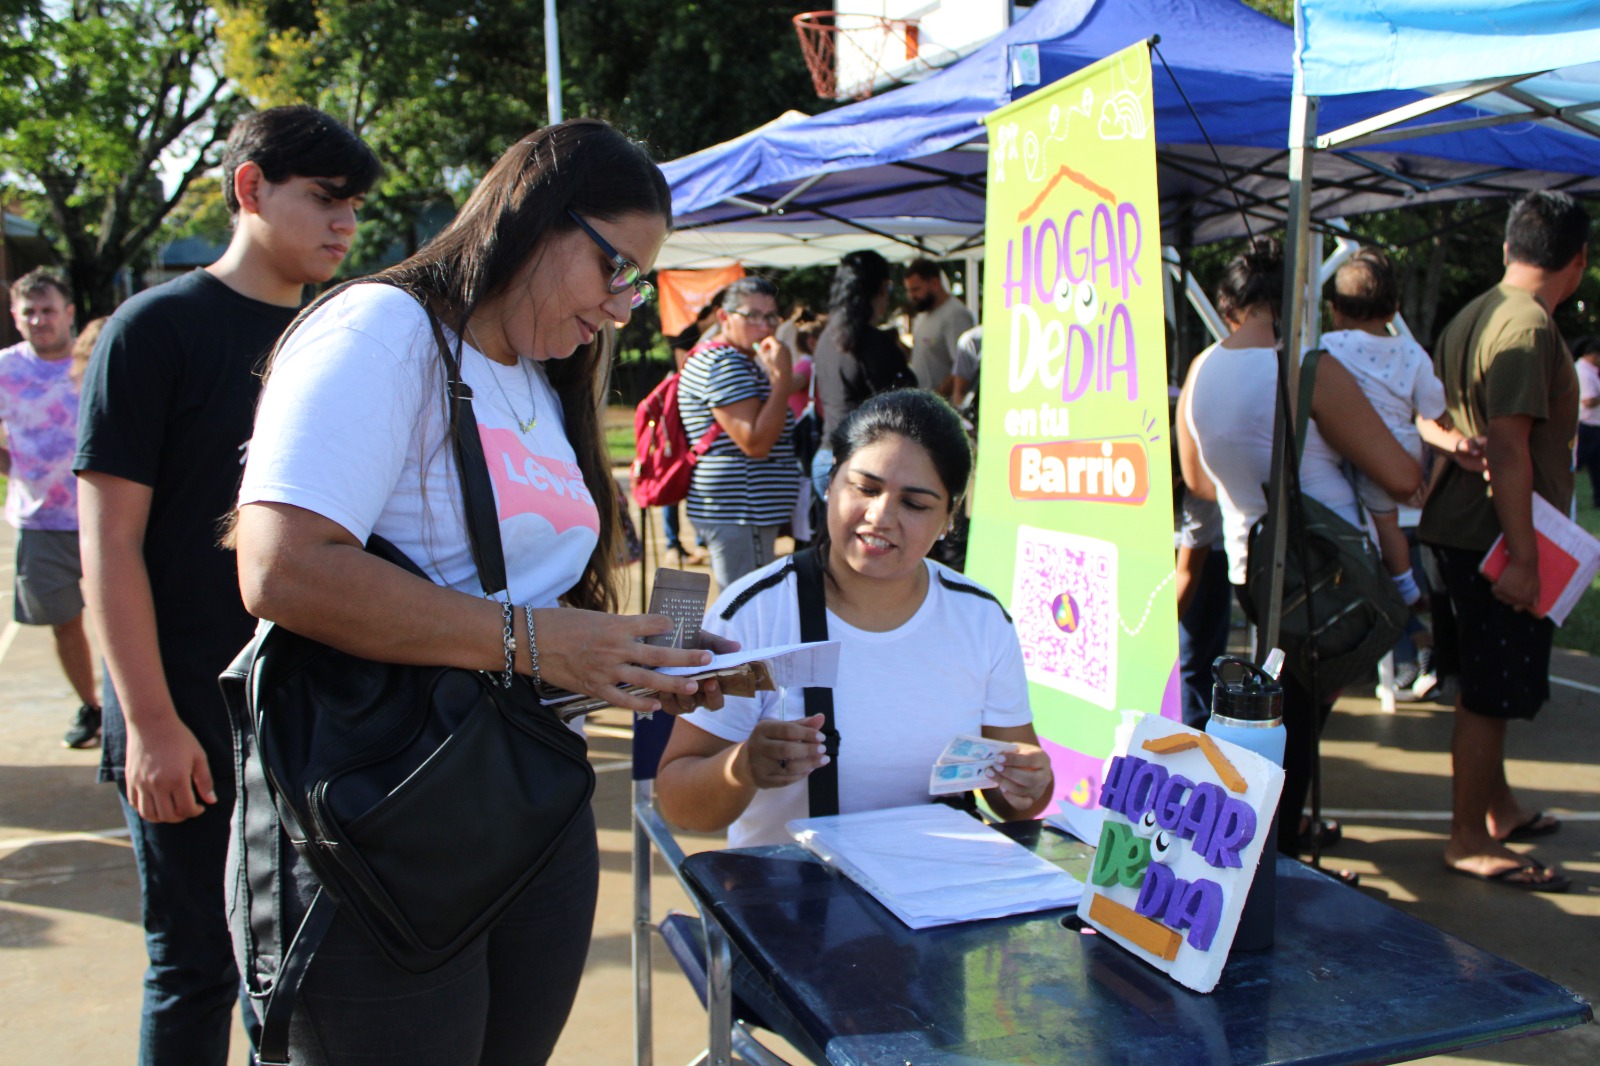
{"left": 499, "top": 600, "right": 516, "bottom": 689}
{"left": 523, "top": 605, "right": 541, "bottom": 687}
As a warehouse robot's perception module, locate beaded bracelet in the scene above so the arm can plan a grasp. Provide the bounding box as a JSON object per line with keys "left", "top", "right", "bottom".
{"left": 523, "top": 605, "right": 541, "bottom": 688}
{"left": 498, "top": 600, "right": 516, "bottom": 689}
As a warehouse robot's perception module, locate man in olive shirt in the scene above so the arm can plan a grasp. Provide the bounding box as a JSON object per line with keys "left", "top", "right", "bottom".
{"left": 1418, "top": 191, "right": 1588, "bottom": 893}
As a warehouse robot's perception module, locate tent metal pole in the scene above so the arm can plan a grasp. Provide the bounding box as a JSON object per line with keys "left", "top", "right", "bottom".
{"left": 1262, "top": 92, "right": 1319, "bottom": 660}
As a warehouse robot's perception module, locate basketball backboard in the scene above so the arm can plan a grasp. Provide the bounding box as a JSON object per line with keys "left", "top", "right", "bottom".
{"left": 805, "top": 1, "right": 1017, "bottom": 100}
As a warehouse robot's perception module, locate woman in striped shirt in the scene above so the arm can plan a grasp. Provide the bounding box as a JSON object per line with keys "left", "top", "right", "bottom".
{"left": 677, "top": 277, "right": 802, "bottom": 591}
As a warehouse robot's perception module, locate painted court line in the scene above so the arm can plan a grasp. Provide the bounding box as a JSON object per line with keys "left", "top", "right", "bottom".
{"left": 1320, "top": 809, "right": 1600, "bottom": 822}
{"left": 1550, "top": 674, "right": 1600, "bottom": 696}
{"left": 0, "top": 620, "right": 21, "bottom": 668}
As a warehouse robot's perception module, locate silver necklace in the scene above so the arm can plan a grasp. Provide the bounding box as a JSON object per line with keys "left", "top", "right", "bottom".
{"left": 468, "top": 324, "right": 538, "bottom": 433}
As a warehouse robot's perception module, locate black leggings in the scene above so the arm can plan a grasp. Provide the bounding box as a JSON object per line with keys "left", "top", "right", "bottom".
{"left": 284, "top": 805, "right": 600, "bottom": 1065}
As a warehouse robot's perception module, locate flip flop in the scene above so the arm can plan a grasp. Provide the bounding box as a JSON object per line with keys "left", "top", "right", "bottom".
{"left": 1297, "top": 818, "right": 1342, "bottom": 852}
{"left": 1449, "top": 858, "right": 1571, "bottom": 893}
{"left": 1499, "top": 811, "right": 1561, "bottom": 842}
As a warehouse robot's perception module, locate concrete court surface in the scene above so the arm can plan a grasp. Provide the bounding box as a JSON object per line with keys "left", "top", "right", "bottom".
{"left": 2, "top": 511, "right": 1597, "bottom": 1064}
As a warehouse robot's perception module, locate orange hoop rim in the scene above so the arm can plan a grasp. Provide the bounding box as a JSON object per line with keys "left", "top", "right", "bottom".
{"left": 793, "top": 11, "right": 922, "bottom": 101}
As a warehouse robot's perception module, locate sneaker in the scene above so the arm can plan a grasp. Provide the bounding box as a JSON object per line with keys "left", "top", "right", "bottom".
{"left": 62, "top": 704, "right": 102, "bottom": 749}
{"left": 1394, "top": 670, "right": 1438, "bottom": 703}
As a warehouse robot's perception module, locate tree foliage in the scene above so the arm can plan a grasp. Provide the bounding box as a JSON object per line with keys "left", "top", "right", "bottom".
{"left": 0, "top": 1, "right": 241, "bottom": 317}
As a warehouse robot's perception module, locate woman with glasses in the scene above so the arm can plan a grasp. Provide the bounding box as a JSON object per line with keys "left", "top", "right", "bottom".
{"left": 676, "top": 277, "right": 803, "bottom": 590}
{"left": 230, "top": 120, "right": 725, "bottom": 1064}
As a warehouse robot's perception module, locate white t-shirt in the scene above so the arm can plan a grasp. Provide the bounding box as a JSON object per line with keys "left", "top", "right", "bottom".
{"left": 1320, "top": 329, "right": 1445, "bottom": 456}
{"left": 1185, "top": 342, "right": 1360, "bottom": 584}
{"left": 240, "top": 284, "right": 598, "bottom": 609}
{"left": 1577, "top": 357, "right": 1600, "bottom": 428}
{"left": 681, "top": 556, "right": 1032, "bottom": 848}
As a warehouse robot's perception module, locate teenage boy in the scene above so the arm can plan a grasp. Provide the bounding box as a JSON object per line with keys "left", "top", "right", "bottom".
{"left": 75, "top": 105, "right": 378, "bottom": 1064}
{"left": 1, "top": 268, "right": 101, "bottom": 746}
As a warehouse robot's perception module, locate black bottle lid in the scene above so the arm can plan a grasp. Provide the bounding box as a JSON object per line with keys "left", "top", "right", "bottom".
{"left": 1210, "top": 655, "right": 1284, "bottom": 724}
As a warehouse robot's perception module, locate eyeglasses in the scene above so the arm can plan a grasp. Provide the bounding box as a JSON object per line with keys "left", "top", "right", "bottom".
{"left": 728, "top": 309, "right": 782, "bottom": 327}
{"left": 566, "top": 209, "right": 655, "bottom": 308}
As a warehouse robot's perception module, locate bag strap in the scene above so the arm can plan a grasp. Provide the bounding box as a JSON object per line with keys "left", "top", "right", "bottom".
{"left": 793, "top": 548, "right": 840, "bottom": 817}
{"left": 255, "top": 889, "right": 336, "bottom": 1066}
{"left": 425, "top": 311, "right": 510, "bottom": 597}
{"left": 680, "top": 346, "right": 724, "bottom": 457}
{"left": 1290, "top": 348, "right": 1321, "bottom": 469}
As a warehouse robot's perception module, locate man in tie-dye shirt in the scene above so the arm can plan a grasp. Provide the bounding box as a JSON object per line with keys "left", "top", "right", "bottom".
{"left": 0, "top": 267, "right": 99, "bottom": 747}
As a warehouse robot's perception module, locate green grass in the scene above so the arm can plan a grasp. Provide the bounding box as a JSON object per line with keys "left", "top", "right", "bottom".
{"left": 605, "top": 422, "right": 634, "bottom": 466}
{"left": 1557, "top": 498, "right": 1600, "bottom": 656}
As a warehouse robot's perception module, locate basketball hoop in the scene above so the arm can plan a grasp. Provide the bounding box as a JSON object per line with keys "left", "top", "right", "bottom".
{"left": 793, "top": 11, "right": 922, "bottom": 101}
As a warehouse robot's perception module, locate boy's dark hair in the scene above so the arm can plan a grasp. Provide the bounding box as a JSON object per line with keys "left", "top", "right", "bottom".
{"left": 905, "top": 258, "right": 941, "bottom": 282}
{"left": 221, "top": 105, "right": 381, "bottom": 215}
{"left": 1505, "top": 191, "right": 1590, "bottom": 271}
{"left": 1329, "top": 247, "right": 1398, "bottom": 322}
{"left": 8, "top": 267, "right": 71, "bottom": 307}
{"left": 1214, "top": 236, "right": 1283, "bottom": 323}
{"left": 719, "top": 276, "right": 779, "bottom": 310}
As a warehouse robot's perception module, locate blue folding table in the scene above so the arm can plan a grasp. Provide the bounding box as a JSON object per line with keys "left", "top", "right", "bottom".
{"left": 680, "top": 821, "right": 1591, "bottom": 1065}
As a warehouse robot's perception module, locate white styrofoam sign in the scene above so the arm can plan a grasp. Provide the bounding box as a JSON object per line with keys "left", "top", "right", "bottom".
{"left": 1075, "top": 716, "right": 1284, "bottom": 993}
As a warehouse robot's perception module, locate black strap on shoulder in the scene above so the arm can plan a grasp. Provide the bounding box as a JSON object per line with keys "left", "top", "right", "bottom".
{"left": 717, "top": 559, "right": 795, "bottom": 623}
{"left": 936, "top": 572, "right": 1013, "bottom": 623}
{"left": 793, "top": 548, "right": 839, "bottom": 817}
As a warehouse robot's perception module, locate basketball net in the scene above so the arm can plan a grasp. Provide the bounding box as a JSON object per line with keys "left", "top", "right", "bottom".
{"left": 793, "top": 11, "right": 922, "bottom": 100}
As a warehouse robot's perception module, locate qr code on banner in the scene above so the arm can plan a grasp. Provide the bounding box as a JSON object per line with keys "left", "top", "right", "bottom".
{"left": 1010, "top": 525, "right": 1118, "bottom": 709}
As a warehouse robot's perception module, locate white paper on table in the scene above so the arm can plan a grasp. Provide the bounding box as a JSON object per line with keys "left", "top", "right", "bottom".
{"left": 787, "top": 804, "right": 1083, "bottom": 930}
{"left": 657, "top": 640, "right": 841, "bottom": 688}
{"left": 1044, "top": 799, "right": 1106, "bottom": 846}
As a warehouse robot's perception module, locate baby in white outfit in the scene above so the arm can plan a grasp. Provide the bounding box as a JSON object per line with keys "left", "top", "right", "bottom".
{"left": 1321, "top": 248, "right": 1464, "bottom": 605}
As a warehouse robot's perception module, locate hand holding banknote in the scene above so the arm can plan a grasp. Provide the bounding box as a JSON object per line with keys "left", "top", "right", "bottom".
{"left": 928, "top": 733, "right": 1051, "bottom": 811}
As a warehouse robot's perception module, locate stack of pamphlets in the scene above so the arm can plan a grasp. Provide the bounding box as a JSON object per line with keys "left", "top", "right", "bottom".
{"left": 1479, "top": 494, "right": 1600, "bottom": 625}
{"left": 787, "top": 804, "right": 1083, "bottom": 930}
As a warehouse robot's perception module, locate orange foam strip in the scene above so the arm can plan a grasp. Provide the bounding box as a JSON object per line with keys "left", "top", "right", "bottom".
{"left": 1087, "top": 894, "right": 1182, "bottom": 961}
{"left": 1140, "top": 733, "right": 1248, "bottom": 794}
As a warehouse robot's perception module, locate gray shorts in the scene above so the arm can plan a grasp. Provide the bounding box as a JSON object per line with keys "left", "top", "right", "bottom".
{"left": 14, "top": 528, "right": 84, "bottom": 626}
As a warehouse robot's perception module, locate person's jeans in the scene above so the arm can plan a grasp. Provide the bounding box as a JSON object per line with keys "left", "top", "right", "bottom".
{"left": 1578, "top": 423, "right": 1600, "bottom": 506}
{"left": 662, "top": 503, "right": 683, "bottom": 550}
{"left": 119, "top": 785, "right": 259, "bottom": 1066}
{"left": 810, "top": 446, "right": 833, "bottom": 502}
{"left": 696, "top": 521, "right": 779, "bottom": 592}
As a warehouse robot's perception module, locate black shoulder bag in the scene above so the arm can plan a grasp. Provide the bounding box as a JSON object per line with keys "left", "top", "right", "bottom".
{"left": 1243, "top": 348, "right": 1408, "bottom": 696}
{"left": 220, "top": 293, "right": 596, "bottom": 1065}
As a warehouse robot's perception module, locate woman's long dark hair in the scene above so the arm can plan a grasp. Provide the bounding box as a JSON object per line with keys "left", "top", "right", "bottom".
{"left": 813, "top": 388, "right": 971, "bottom": 578}
{"left": 823, "top": 249, "right": 891, "bottom": 355}
{"left": 265, "top": 119, "right": 670, "bottom": 613}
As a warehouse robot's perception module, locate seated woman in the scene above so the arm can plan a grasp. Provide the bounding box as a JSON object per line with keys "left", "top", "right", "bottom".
{"left": 657, "top": 389, "right": 1054, "bottom": 847}
{"left": 1176, "top": 236, "right": 1424, "bottom": 860}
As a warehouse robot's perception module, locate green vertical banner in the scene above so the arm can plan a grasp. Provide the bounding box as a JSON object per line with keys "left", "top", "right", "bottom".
{"left": 969, "top": 41, "right": 1177, "bottom": 815}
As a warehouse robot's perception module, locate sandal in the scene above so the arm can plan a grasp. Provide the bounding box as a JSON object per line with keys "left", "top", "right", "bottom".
{"left": 1297, "top": 818, "right": 1342, "bottom": 852}
{"left": 1497, "top": 811, "right": 1560, "bottom": 843}
{"left": 1448, "top": 857, "right": 1571, "bottom": 893}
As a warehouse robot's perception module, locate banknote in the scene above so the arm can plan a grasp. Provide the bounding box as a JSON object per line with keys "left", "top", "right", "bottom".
{"left": 929, "top": 760, "right": 997, "bottom": 795}
{"left": 936, "top": 733, "right": 1019, "bottom": 764}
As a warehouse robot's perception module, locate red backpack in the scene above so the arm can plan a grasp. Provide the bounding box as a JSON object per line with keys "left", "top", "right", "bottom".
{"left": 630, "top": 359, "right": 721, "bottom": 508}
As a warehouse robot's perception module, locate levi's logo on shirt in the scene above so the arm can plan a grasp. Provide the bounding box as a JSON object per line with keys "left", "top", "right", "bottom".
{"left": 478, "top": 426, "right": 599, "bottom": 534}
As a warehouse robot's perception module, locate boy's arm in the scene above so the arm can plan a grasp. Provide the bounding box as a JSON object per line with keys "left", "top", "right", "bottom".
{"left": 79, "top": 470, "right": 216, "bottom": 823}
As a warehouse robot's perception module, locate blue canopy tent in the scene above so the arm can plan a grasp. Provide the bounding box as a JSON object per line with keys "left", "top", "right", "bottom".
{"left": 1250, "top": 0, "right": 1600, "bottom": 650}
{"left": 659, "top": 0, "right": 1600, "bottom": 271}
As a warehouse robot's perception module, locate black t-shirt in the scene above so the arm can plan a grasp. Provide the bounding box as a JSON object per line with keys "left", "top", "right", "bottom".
{"left": 75, "top": 269, "right": 298, "bottom": 781}
{"left": 814, "top": 325, "right": 917, "bottom": 440}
